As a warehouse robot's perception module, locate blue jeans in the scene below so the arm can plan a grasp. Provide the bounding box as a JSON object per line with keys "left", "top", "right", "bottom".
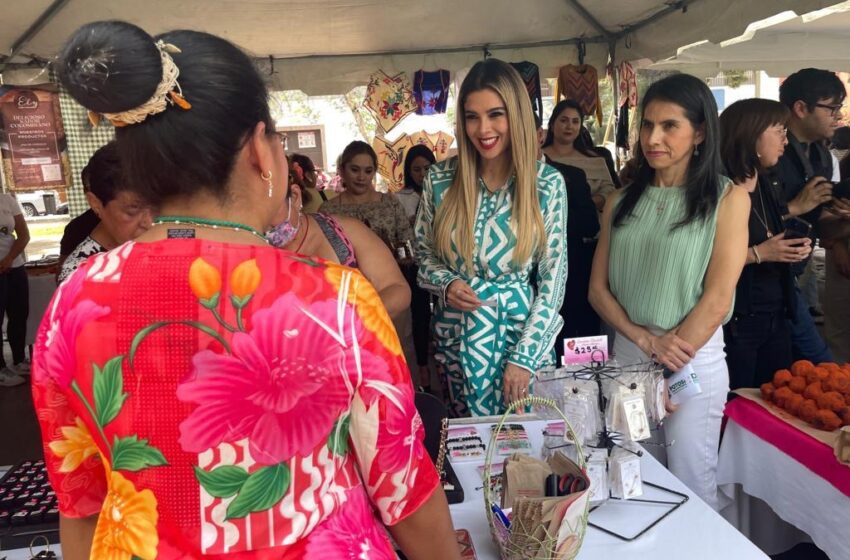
{"left": 789, "top": 284, "right": 834, "bottom": 364}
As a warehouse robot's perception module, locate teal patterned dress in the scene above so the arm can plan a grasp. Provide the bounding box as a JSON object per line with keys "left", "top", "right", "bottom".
{"left": 414, "top": 158, "right": 569, "bottom": 416}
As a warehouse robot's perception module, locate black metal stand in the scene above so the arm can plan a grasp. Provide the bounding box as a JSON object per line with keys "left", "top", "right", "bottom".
{"left": 567, "top": 359, "right": 689, "bottom": 542}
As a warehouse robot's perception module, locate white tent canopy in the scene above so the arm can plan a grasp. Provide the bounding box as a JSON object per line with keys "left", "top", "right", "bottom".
{"left": 0, "top": 0, "right": 838, "bottom": 95}
{"left": 650, "top": 1, "right": 850, "bottom": 77}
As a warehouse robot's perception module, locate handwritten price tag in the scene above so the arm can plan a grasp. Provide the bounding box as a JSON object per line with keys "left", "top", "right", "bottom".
{"left": 562, "top": 335, "right": 609, "bottom": 366}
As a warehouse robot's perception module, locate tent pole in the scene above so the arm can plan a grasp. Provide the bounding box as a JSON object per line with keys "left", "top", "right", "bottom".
{"left": 563, "top": 0, "right": 613, "bottom": 41}
{"left": 0, "top": 0, "right": 71, "bottom": 72}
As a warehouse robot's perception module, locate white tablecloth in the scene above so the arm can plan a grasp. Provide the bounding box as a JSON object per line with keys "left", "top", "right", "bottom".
{"left": 717, "top": 418, "right": 850, "bottom": 560}
{"left": 449, "top": 419, "right": 768, "bottom": 560}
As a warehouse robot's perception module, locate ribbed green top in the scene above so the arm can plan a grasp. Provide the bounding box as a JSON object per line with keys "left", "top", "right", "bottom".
{"left": 608, "top": 182, "right": 729, "bottom": 330}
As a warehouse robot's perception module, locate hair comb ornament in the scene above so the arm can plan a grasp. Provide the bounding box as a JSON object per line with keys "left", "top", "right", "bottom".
{"left": 88, "top": 40, "right": 191, "bottom": 128}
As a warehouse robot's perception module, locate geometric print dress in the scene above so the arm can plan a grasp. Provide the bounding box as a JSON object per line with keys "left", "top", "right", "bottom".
{"left": 414, "top": 158, "right": 569, "bottom": 416}
{"left": 32, "top": 239, "right": 438, "bottom": 558}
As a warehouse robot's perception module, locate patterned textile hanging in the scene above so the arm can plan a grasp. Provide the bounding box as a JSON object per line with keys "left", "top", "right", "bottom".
{"left": 509, "top": 61, "right": 543, "bottom": 124}
{"left": 618, "top": 61, "right": 638, "bottom": 109}
{"left": 554, "top": 64, "right": 602, "bottom": 125}
{"left": 364, "top": 70, "right": 418, "bottom": 133}
{"left": 413, "top": 69, "right": 451, "bottom": 115}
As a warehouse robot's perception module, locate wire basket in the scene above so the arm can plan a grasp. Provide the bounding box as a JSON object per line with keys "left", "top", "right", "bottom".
{"left": 483, "top": 396, "right": 590, "bottom": 560}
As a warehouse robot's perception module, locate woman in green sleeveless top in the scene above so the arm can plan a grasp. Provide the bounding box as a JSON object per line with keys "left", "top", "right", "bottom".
{"left": 589, "top": 74, "right": 750, "bottom": 510}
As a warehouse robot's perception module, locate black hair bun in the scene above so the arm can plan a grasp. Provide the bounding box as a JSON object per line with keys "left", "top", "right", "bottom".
{"left": 58, "top": 20, "right": 162, "bottom": 114}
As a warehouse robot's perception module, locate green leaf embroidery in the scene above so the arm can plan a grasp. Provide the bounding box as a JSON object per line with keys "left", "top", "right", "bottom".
{"left": 230, "top": 294, "right": 253, "bottom": 309}
{"left": 112, "top": 435, "right": 169, "bottom": 472}
{"left": 199, "top": 292, "right": 221, "bottom": 310}
{"left": 226, "top": 463, "right": 290, "bottom": 520}
{"left": 92, "top": 356, "right": 127, "bottom": 427}
{"left": 327, "top": 414, "right": 351, "bottom": 456}
{"left": 194, "top": 465, "right": 249, "bottom": 499}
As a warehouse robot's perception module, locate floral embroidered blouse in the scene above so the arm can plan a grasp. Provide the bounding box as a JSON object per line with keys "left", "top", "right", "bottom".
{"left": 32, "top": 239, "right": 438, "bottom": 559}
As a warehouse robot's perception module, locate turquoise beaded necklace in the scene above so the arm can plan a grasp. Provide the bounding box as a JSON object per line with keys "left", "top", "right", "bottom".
{"left": 153, "top": 215, "right": 268, "bottom": 244}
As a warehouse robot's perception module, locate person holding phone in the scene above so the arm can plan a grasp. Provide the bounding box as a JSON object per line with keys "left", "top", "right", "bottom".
{"left": 589, "top": 74, "right": 749, "bottom": 509}
{"left": 719, "top": 99, "right": 811, "bottom": 390}
{"left": 773, "top": 68, "right": 850, "bottom": 363}
{"left": 415, "top": 59, "right": 568, "bottom": 417}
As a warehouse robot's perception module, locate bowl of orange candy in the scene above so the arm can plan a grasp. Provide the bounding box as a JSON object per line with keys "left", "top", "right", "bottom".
{"left": 761, "top": 360, "right": 850, "bottom": 432}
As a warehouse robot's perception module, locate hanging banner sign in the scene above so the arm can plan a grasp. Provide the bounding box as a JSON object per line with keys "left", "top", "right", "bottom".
{"left": 0, "top": 85, "right": 71, "bottom": 190}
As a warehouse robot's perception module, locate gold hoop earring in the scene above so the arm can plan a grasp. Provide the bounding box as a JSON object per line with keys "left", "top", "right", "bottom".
{"left": 261, "top": 170, "right": 273, "bottom": 198}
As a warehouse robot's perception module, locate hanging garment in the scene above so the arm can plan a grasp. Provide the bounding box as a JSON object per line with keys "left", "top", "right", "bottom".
{"left": 509, "top": 61, "right": 543, "bottom": 124}
{"left": 428, "top": 131, "right": 454, "bottom": 161}
{"left": 618, "top": 61, "right": 638, "bottom": 109}
{"left": 364, "top": 70, "right": 418, "bottom": 133}
{"left": 413, "top": 69, "right": 451, "bottom": 115}
{"left": 554, "top": 64, "right": 602, "bottom": 125}
{"left": 616, "top": 103, "right": 630, "bottom": 150}
{"left": 372, "top": 135, "right": 413, "bottom": 191}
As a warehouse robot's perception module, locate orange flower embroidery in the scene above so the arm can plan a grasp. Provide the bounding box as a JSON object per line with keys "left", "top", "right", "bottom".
{"left": 230, "top": 259, "right": 262, "bottom": 299}
{"left": 325, "top": 265, "right": 402, "bottom": 356}
{"left": 91, "top": 470, "right": 159, "bottom": 560}
{"left": 48, "top": 417, "right": 99, "bottom": 473}
{"left": 189, "top": 258, "right": 222, "bottom": 301}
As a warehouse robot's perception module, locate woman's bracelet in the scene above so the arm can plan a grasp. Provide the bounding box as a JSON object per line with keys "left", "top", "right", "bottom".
{"left": 751, "top": 245, "right": 762, "bottom": 264}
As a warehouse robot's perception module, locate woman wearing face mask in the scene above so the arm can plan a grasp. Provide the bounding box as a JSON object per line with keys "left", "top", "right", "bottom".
{"left": 720, "top": 99, "right": 809, "bottom": 389}
{"left": 589, "top": 73, "right": 750, "bottom": 510}
{"left": 415, "top": 59, "right": 568, "bottom": 417}
{"left": 543, "top": 99, "right": 620, "bottom": 210}
{"left": 35, "top": 20, "right": 458, "bottom": 560}
{"left": 58, "top": 141, "right": 153, "bottom": 282}
{"left": 266, "top": 157, "right": 411, "bottom": 320}
{"left": 319, "top": 141, "right": 414, "bottom": 259}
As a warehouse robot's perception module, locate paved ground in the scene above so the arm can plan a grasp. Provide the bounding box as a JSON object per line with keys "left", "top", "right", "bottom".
{"left": 25, "top": 215, "right": 68, "bottom": 260}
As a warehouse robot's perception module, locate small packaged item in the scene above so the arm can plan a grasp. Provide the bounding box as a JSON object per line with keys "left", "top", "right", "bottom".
{"left": 621, "top": 394, "right": 651, "bottom": 441}
{"left": 491, "top": 424, "right": 532, "bottom": 456}
{"left": 586, "top": 449, "right": 609, "bottom": 504}
{"left": 668, "top": 363, "right": 702, "bottom": 405}
{"left": 609, "top": 447, "right": 643, "bottom": 500}
{"left": 446, "top": 426, "right": 486, "bottom": 462}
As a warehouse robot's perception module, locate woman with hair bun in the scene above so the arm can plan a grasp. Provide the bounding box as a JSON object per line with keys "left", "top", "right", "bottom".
{"left": 33, "top": 20, "right": 458, "bottom": 560}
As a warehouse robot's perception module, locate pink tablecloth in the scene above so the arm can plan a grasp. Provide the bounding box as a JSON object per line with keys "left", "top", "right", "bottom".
{"left": 724, "top": 397, "right": 850, "bottom": 497}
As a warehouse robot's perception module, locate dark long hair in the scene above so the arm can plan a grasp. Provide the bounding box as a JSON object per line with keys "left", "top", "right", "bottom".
{"left": 403, "top": 144, "right": 436, "bottom": 193}
{"left": 720, "top": 99, "right": 789, "bottom": 184}
{"left": 58, "top": 21, "right": 274, "bottom": 206}
{"left": 613, "top": 73, "right": 723, "bottom": 228}
{"left": 542, "top": 99, "right": 598, "bottom": 158}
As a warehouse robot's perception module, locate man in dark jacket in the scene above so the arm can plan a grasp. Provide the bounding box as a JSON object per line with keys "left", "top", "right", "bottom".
{"left": 773, "top": 68, "right": 850, "bottom": 363}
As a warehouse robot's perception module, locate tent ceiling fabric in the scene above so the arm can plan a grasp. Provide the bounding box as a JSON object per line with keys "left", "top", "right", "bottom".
{"left": 0, "top": 0, "right": 838, "bottom": 95}
{"left": 650, "top": 1, "right": 850, "bottom": 77}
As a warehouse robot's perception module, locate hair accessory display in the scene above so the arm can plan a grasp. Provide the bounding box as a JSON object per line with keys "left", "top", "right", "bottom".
{"left": 89, "top": 40, "right": 191, "bottom": 128}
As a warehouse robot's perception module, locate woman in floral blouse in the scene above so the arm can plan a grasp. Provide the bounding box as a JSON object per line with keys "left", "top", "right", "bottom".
{"left": 35, "top": 20, "right": 458, "bottom": 560}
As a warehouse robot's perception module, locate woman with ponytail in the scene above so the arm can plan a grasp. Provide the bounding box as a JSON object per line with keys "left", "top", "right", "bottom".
{"left": 415, "top": 58, "right": 568, "bottom": 417}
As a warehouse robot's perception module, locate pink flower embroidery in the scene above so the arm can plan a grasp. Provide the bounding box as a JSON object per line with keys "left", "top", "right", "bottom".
{"left": 35, "top": 270, "right": 110, "bottom": 388}
{"left": 375, "top": 387, "right": 425, "bottom": 474}
{"left": 305, "top": 487, "right": 395, "bottom": 559}
{"left": 177, "top": 293, "right": 372, "bottom": 465}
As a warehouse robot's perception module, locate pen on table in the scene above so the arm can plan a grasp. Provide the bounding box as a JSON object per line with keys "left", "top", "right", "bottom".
{"left": 491, "top": 503, "right": 511, "bottom": 528}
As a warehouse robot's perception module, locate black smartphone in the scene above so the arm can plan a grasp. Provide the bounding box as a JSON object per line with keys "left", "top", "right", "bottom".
{"left": 833, "top": 179, "right": 850, "bottom": 201}
{"left": 782, "top": 216, "right": 812, "bottom": 240}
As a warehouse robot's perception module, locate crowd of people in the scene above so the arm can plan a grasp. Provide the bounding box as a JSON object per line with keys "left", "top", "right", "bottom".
{"left": 27, "top": 17, "right": 849, "bottom": 559}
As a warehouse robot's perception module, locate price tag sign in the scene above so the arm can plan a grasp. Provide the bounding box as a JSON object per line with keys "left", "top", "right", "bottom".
{"left": 562, "top": 335, "right": 608, "bottom": 366}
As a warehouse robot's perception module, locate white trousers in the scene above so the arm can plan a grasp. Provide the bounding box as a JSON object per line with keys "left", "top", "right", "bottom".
{"left": 614, "top": 327, "right": 729, "bottom": 511}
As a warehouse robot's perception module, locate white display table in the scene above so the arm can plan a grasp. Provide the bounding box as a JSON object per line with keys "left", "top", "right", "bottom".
{"left": 448, "top": 418, "right": 768, "bottom": 560}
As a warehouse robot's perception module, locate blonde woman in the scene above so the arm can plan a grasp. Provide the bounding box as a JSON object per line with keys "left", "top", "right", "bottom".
{"left": 415, "top": 59, "right": 568, "bottom": 416}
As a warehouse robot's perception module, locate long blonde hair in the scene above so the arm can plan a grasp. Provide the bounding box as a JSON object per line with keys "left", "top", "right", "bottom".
{"left": 433, "top": 59, "right": 545, "bottom": 270}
